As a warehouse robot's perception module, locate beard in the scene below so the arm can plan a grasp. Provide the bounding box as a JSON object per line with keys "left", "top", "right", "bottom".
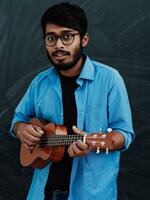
{"left": 47, "top": 45, "right": 83, "bottom": 71}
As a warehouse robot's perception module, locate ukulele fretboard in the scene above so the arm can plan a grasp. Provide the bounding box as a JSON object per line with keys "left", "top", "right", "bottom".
{"left": 39, "top": 135, "right": 84, "bottom": 147}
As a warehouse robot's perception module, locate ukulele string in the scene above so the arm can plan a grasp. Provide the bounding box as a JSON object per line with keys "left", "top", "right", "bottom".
{"left": 39, "top": 135, "right": 83, "bottom": 146}
{"left": 39, "top": 135, "right": 105, "bottom": 146}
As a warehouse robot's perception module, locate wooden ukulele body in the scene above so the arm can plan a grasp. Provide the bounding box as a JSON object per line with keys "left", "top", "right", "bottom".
{"left": 20, "top": 118, "right": 67, "bottom": 168}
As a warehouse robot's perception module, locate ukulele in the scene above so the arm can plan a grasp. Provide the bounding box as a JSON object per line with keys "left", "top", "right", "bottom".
{"left": 20, "top": 118, "right": 112, "bottom": 168}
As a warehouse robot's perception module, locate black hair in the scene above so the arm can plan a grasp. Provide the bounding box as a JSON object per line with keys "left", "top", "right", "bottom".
{"left": 41, "top": 2, "right": 88, "bottom": 37}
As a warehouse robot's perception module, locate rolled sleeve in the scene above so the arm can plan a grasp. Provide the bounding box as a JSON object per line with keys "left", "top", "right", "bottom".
{"left": 108, "top": 71, "right": 135, "bottom": 150}
{"left": 9, "top": 81, "right": 35, "bottom": 137}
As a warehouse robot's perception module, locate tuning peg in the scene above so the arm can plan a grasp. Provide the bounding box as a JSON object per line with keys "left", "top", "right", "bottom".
{"left": 99, "top": 128, "right": 102, "bottom": 133}
{"left": 106, "top": 148, "right": 109, "bottom": 155}
{"left": 96, "top": 147, "right": 100, "bottom": 154}
{"left": 107, "top": 128, "right": 112, "bottom": 133}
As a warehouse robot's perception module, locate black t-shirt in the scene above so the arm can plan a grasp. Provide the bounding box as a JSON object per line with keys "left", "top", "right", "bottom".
{"left": 44, "top": 73, "right": 78, "bottom": 199}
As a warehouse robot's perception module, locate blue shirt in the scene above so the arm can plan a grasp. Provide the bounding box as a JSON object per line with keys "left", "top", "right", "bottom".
{"left": 10, "top": 56, "right": 134, "bottom": 200}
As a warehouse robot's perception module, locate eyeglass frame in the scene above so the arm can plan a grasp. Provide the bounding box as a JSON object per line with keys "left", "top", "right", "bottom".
{"left": 43, "top": 32, "right": 80, "bottom": 47}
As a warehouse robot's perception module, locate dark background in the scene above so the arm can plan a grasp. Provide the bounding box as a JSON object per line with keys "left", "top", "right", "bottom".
{"left": 0, "top": 0, "right": 150, "bottom": 199}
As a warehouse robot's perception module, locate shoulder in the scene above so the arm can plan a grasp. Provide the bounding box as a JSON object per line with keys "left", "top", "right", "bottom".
{"left": 32, "top": 67, "right": 55, "bottom": 83}
{"left": 92, "top": 60, "right": 119, "bottom": 75}
{"left": 29, "top": 66, "right": 58, "bottom": 88}
{"left": 91, "top": 59, "right": 124, "bottom": 83}
{"left": 84, "top": 56, "right": 125, "bottom": 91}
{"left": 27, "top": 67, "right": 56, "bottom": 93}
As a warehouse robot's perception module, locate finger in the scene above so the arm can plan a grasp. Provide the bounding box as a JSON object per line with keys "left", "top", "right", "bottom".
{"left": 26, "top": 125, "right": 44, "bottom": 138}
{"left": 28, "top": 144, "right": 36, "bottom": 151}
{"left": 68, "top": 145, "right": 75, "bottom": 157}
{"left": 23, "top": 137, "right": 37, "bottom": 147}
{"left": 32, "top": 125, "right": 44, "bottom": 135}
{"left": 24, "top": 143, "right": 35, "bottom": 151}
{"left": 24, "top": 143, "right": 29, "bottom": 149}
{"left": 68, "top": 144, "right": 82, "bottom": 157}
{"left": 76, "top": 140, "right": 89, "bottom": 150}
{"left": 24, "top": 132, "right": 41, "bottom": 143}
{"left": 68, "top": 143, "right": 91, "bottom": 157}
{"left": 70, "top": 142, "right": 84, "bottom": 156}
{"left": 72, "top": 126, "right": 86, "bottom": 135}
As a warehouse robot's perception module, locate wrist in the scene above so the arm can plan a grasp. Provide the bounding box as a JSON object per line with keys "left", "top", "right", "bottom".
{"left": 13, "top": 122, "right": 27, "bottom": 139}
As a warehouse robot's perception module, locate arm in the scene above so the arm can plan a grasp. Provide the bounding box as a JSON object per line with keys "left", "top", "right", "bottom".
{"left": 68, "top": 71, "right": 134, "bottom": 157}
{"left": 68, "top": 126, "right": 125, "bottom": 157}
{"left": 10, "top": 77, "right": 44, "bottom": 149}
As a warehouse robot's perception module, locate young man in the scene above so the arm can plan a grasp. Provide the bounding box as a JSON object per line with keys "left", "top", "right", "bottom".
{"left": 10, "top": 2, "right": 134, "bottom": 200}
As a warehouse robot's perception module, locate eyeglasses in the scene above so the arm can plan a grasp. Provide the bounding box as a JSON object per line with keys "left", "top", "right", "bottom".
{"left": 44, "top": 32, "right": 80, "bottom": 46}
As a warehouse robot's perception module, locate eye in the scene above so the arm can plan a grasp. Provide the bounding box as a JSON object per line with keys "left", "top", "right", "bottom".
{"left": 62, "top": 34, "right": 73, "bottom": 41}
{"left": 46, "top": 35, "right": 55, "bottom": 41}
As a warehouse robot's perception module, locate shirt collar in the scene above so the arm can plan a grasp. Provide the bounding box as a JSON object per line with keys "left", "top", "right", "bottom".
{"left": 77, "top": 55, "right": 94, "bottom": 85}
{"left": 50, "top": 55, "right": 95, "bottom": 84}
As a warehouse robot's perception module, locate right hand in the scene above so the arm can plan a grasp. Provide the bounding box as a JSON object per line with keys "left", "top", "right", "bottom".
{"left": 15, "top": 122, "right": 44, "bottom": 150}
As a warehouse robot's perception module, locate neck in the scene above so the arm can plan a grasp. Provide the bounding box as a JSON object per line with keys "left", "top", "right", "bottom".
{"left": 59, "top": 56, "right": 83, "bottom": 77}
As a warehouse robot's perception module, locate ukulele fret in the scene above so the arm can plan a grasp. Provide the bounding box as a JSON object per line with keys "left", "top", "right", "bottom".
{"left": 39, "top": 135, "right": 84, "bottom": 147}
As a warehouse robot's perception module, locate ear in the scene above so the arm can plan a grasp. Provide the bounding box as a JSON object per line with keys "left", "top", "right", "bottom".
{"left": 81, "top": 33, "right": 89, "bottom": 47}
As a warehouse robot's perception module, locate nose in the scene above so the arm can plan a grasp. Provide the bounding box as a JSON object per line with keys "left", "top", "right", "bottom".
{"left": 55, "top": 38, "right": 64, "bottom": 49}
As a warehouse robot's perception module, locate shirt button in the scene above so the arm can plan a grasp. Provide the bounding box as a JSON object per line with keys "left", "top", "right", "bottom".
{"left": 60, "top": 113, "right": 63, "bottom": 116}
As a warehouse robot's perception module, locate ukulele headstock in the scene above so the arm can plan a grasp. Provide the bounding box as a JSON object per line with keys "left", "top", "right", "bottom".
{"left": 86, "top": 128, "right": 113, "bottom": 153}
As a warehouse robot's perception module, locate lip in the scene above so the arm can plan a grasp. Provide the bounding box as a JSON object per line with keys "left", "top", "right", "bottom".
{"left": 52, "top": 51, "right": 69, "bottom": 57}
{"left": 54, "top": 53, "right": 67, "bottom": 57}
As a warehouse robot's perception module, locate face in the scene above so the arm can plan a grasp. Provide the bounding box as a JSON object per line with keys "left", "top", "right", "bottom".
{"left": 44, "top": 23, "right": 89, "bottom": 71}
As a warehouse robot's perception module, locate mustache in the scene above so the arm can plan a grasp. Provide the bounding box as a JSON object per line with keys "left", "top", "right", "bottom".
{"left": 52, "top": 50, "right": 70, "bottom": 56}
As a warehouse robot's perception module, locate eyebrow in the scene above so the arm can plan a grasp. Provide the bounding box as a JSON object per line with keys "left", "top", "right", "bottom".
{"left": 45, "top": 30, "right": 77, "bottom": 36}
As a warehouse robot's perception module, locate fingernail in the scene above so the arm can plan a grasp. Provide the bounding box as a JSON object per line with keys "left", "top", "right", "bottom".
{"left": 39, "top": 130, "right": 44, "bottom": 134}
{"left": 72, "top": 126, "right": 78, "bottom": 132}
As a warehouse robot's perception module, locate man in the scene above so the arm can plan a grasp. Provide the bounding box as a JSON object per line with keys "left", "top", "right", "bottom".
{"left": 10, "top": 2, "right": 134, "bottom": 200}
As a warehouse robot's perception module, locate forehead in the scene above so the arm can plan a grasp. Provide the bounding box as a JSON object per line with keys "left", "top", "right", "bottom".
{"left": 45, "top": 23, "right": 76, "bottom": 35}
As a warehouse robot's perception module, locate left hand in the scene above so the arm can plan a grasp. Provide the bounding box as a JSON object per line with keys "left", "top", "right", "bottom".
{"left": 68, "top": 126, "right": 92, "bottom": 157}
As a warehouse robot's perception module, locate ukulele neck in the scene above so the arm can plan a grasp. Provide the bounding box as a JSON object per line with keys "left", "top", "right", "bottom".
{"left": 39, "top": 134, "right": 85, "bottom": 147}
